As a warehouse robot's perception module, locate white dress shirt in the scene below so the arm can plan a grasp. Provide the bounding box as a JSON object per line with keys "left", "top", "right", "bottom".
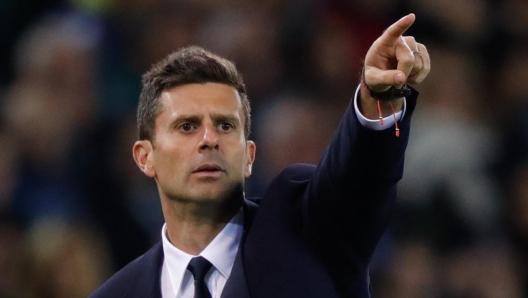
{"left": 160, "top": 85, "right": 406, "bottom": 297}
{"left": 160, "top": 209, "right": 243, "bottom": 298}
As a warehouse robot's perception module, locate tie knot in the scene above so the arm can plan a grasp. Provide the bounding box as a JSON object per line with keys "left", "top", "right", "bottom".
{"left": 187, "top": 256, "right": 213, "bottom": 281}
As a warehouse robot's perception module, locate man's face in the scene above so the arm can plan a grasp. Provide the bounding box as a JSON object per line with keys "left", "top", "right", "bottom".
{"left": 134, "top": 83, "right": 255, "bottom": 203}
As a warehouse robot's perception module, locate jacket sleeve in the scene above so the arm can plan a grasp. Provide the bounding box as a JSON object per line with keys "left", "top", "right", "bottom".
{"left": 303, "top": 87, "right": 418, "bottom": 279}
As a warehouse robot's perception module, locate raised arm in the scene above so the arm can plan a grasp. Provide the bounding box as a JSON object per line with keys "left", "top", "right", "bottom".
{"left": 303, "top": 14, "right": 430, "bottom": 293}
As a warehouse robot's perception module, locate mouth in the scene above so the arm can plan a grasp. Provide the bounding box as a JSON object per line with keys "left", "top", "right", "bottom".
{"left": 192, "top": 164, "right": 225, "bottom": 174}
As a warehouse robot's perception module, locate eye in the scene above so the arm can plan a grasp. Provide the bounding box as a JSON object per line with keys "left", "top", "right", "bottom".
{"left": 179, "top": 123, "right": 195, "bottom": 132}
{"left": 219, "top": 122, "right": 234, "bottom": 131}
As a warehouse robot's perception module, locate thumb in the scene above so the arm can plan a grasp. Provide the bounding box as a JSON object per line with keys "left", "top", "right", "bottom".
{"left": 364, "top": 68, "right": 407, "bottom": 91}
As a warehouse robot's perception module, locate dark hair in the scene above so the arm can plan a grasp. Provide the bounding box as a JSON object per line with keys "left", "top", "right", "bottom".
{"left": 137, "top": 46, "right": 251, "bottom": 141}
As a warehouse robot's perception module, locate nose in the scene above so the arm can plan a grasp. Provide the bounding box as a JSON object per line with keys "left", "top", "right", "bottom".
{"left": 198, "top": 125, "right": 219, "bottom": 151}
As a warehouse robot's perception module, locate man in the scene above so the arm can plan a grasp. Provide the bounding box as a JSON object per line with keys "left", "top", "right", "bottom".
{"left": 91, "top": 14, "right": 430, "bottom": 298}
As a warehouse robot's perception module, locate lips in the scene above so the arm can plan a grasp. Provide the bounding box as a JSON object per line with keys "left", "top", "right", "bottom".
{"left": 192, "top": 163, "right": 224, "bottom": 173}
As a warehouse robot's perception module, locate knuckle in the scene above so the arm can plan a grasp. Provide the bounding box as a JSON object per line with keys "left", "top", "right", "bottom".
{"left": 401, "top": 54, "right": 416, "bottom": 66}
{"left": 364, "top": 70, "right": 375, "bottom": 84}
{"left": 423, "top": 63, "right": 431, "bottom": 72}
{"left": 419, "top": 44, "right": 428, "bottom": 54}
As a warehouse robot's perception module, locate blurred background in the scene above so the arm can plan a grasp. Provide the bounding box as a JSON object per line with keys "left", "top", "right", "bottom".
{"left": 0, "top": 0, "right": 527, "bottom": 297}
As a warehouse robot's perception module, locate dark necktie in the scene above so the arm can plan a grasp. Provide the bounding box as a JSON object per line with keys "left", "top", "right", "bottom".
{"left": 187, "top": 256, "right": 213, "bottom": 298}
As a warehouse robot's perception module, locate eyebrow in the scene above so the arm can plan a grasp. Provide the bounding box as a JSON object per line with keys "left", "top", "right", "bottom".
{"left": 210, "top": 113, "right": 241, "bottom": 125}
{"left": 169, "top": 115, "right": 202, "bottom": 127}
{"left": 169, "top": 113, "right": 241, "bottom": 127}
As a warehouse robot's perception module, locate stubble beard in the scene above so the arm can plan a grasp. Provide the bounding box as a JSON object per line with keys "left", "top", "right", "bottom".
{"left": 165, "top": 181, "right": 245, "bottom": 221}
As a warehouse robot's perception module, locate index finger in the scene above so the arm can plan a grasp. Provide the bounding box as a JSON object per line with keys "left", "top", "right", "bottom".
{"left": 380, "top": 14, "right": 416, "bottom": 46}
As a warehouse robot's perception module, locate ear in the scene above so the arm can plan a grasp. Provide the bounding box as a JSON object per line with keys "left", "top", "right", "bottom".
{"left": 244, "top": 140, "right": 256, "bottom": 177}
{"left": 133, "top": 140, "right": 156, "bottom": 178}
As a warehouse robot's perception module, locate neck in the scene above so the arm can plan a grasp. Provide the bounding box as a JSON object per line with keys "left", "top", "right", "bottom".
{"left": 161, "top": 194, "right": 242, "bottom": 255}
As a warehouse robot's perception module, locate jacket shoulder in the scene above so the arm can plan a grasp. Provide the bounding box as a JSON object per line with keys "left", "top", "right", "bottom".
{"left": 276, "top": 163, "right": 315, "bottom": 182}
{"left": 89, "top": 243, "right": 163, "bottom": 298}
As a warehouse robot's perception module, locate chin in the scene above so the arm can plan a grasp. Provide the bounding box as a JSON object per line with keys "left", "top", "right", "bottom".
{"left": 167, "top": 181, "right": 242, "bottom": 203}
{"left": 196, "top": 182, "right": 244, "bottom": 203}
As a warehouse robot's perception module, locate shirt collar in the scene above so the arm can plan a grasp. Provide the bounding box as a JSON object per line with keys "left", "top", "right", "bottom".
{"left": 161, "top": 208, "right": 244, "bottom": 293}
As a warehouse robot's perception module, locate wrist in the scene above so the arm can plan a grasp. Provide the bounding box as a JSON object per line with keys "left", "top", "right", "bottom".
{"left": 359, "top": 84, "right": 403, "bottom": 120}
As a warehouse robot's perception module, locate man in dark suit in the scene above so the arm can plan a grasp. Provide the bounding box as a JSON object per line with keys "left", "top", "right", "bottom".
{"left": 90, "top": 14, "right": 430, "bottom": 298}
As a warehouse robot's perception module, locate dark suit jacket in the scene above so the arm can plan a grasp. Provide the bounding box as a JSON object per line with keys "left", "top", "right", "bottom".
{"left": 90, "top": 91, "right": 418, "bottom": 298}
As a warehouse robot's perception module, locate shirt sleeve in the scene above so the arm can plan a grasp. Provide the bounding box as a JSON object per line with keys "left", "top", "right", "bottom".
{"left": 353, "top": 84, "right": 407, "bottom": 130}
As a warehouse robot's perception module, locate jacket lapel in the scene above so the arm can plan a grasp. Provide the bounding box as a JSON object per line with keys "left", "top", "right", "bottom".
{"left": 220, "top": 199, "right": 258, "bottom": 298}
{"left": 127, "top": 243, "right": 164, "bottom": 298}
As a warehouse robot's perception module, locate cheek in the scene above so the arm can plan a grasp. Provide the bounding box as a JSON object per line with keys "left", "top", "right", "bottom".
{"left": 154, "top": 146, "right": 188, "bottom": 178}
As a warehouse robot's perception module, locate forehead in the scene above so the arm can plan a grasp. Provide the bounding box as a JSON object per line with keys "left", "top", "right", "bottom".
{"left": 158, "top": 83, "right": 244, "bottom": 118}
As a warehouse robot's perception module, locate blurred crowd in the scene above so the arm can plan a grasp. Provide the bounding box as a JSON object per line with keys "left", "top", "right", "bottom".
{"left": 0, "top": 0, "right": 527, "bottom": 297}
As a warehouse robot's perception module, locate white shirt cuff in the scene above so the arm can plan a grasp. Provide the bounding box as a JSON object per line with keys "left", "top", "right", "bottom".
{"left": 353, "top": 85, "right": 407, "bottom": 130}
